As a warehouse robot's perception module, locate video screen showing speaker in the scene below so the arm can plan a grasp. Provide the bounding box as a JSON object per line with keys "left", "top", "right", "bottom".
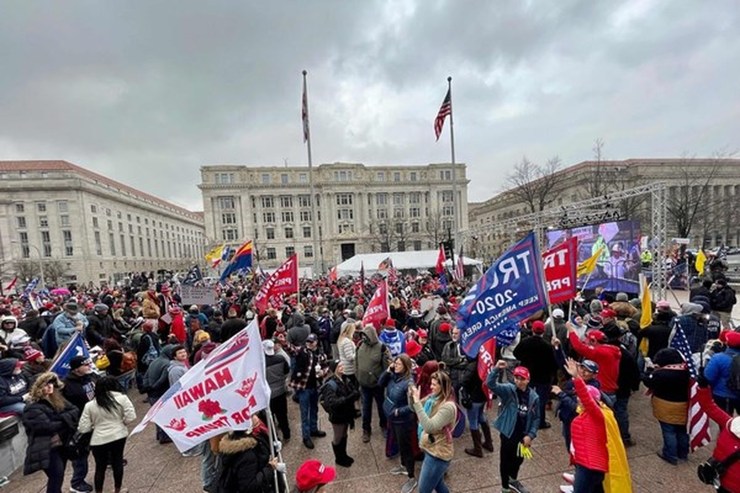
{"left": 546, "top": 220, "right": 642, "bottom": 295}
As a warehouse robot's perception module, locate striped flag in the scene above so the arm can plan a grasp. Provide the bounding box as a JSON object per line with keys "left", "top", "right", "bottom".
{"left": 669, "top": 323, "right": 711, "bottom": 451}
{"left": 453, "top": 246, "right": 464, "bottom": 281}
{"left": 434, "top": 88, "right": 451, "bottom": 141}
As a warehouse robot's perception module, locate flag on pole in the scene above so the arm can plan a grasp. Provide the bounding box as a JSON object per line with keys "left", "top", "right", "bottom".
{"left": 302, "top": 73, "right": 310, "bottom": 143}
{"left": 182, "top": 265, "right": 203, "bottom": 285}
{"left": 434, "top": 88, "right": 452, "bottom": 141}
{"left": 205, "top": 244, "right": 225, "bottom": 268}
{"left": 49, "top": 332, "right": 91, "bottom": 379}
{"left": 576, "top": 246, "right": 604, "bottom": 277}
{"left": 362, "top": 280, "right": 390, "bottom": 330}
{"left": 4, "top": 276, "right": 18, "bottom": 292}
{"left": 253, "top": 254, "right": 299, "bottom": 313}
{"left": 453, "top": 246, "right": 464, "bottom": 281}
{"left": 328, "top": 266, "right": 338, "bottom": 282}
{"left": 669, "top": 324, "right": 711, "bottom": 451}
{"left": 23, "top": 278, "right": 39, "bottom": 297}
{"left": 219, "top": 241, "right": 253, "bottom": 283}
{"left": 695, "top": 249, "right": 707, "bottom": 274}
{"left": 435, "top": 244, "right": 446, "bottom": 275}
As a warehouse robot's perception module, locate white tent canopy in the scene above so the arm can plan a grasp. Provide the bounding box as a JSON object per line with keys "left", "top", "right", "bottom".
{"left": 335, "top": 250, "right": 483, "bottom": 277}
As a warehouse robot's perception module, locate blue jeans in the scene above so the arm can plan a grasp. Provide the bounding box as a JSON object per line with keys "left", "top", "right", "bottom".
{"left": 573, "top": 464, "right": 604, "bottom": 493}
{"left": 361, "top": 385, "right": 386, "bottom": 433}
{"left": 201, "top": 441, "right": 219, "bottom": 492}
{"left": 0, "top": 402, "right": 25, "bottom": 416}
{"left": 418, "top": 453, "right": 450, "bottom": 493}
{"left": 614, "top": 395, "right": 631, "bottom": 440}
{"left": 533, "top": 383, "right": 551, "bottom": 425}
{"left": 659, "top": 421, "right": 688, "bottom": 462}
{"left": 297, "top": 388, "right": 319, "bottom": 439}
{"left": 71, "top": 453, "right": 90, "bottom": 489}
{"left": 466, "top": 402, "right": 487, "bottom": 431}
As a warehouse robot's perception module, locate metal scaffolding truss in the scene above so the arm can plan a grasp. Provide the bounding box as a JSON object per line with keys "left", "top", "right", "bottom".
{"left": 462, "top": 182, "right": 668, "bottom": 299}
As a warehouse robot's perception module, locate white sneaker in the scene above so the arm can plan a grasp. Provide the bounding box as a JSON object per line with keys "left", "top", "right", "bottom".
{"left": 559, "top": 486, "right": 574, "bottom": 493}
{"left": 562, "top": 472, "right": 574, "bottom": 484}
{"left": 390, "top": 465, "right": 408, "bottom": 476}
{"left": 401, "top": 477, "right": 417, "bottom": 493}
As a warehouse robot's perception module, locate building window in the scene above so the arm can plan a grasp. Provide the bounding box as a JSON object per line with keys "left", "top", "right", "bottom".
{"left": 262, "top": 173, "right": 270, "bottom": 185}
{"left": 441, "top": 191, "right": 453, "bottom": 202}
{"left": 397, "top": 241, "right": 405, "bottom": 251}
{"left": 285, "top": 227, "right": 294, "bottom": 239}
{"left": 266, "top": 228, "right": 275, "bottom": 240}
{"left": 337, "top": 209, "right": 354, "bottom": 220}
{"left": 393, "top": 193, "right": 403, "bottom": 205}
{"left": 147, "top": 238, "right": 152, "bottom": 257}
{"left": 217, "top": 196, "right": 235, "bottom": 209}
{"left": 336, "top": 194, "right": 353, "bottom": 206}
{"left": 281, "top": 173, "right": 289, "bottom": 185}
{"left": 299, "top": 173, "right": 308, "bottom": 183}
{"left": 154, "top": 239, "right": 159, "bottom": 257}
{"left": 298, "top": 195, "right": 311, "bottom": 207}
{"left": 338, "top": 224, "right": 354, "bottom": 234}
{"left": 16, "top": 216, "right": 26, "bottom": 229}
{"left": 94, "top": 231, "right": 102, "bottom": 256}
{"left": 106, "top": 208, "right": 111, "bottom": 216}
{"left": 222, "top": 229, "right": 238, "bottom": 241}
{"left": 120, "top": 235, "right": 126, "bottom": 256}
{"left": 413, "top": 240, "right": 422, "bottom": 250}
{"left": 300, "top": 210, "right": 312, "bottom": 222}
{"left": 261, "top": 196, "right": 274, "bottom": 208}
{"left": 91, "top": 205, "right": 97, "bottom": 214}
{"left": 139, "top": 237, "right": 144, "bottom": 258}
{"left": 304, "top": 245, "right": 313, "bottom": 258}
{"left": 107, "top": 220, "right": 113, "bottom": 231}
{"left": 118, "top": 222, "right": 123, "bottom": 232}
{"left": 281, "top": 211, "right": 294, "bottom": 222}
{"left": 410, "top": 207, "right": 420, "bottom": 218}
{"left": 442, "top": 205, "right": 454, "bottom": 216}
{"left": 303, "top": 226, "right": 311, "bottom": 238}
{"left": 63, "top": 230, "right": 73, "bottom": 256}
{"left": 127, "top": 214, "right": 131, "bottom": 221}
{"left": 280, "top": 196, "right": 293, "bottom": 208}
{"left": 109, "top": 233, "right": 116, "bottom": 256}
{"left": 411, "top": 222, "right": 420, "bottom": 233}
{"left": 410, "top": 172, "right": 417, "bottom": 182}
{"left": 222, "top": 213, "right": 237, "bottom": 224}
{"left": 128, "top": 224, "right": 133, "bottom": 233}
{"left": 60, "top": 215, "right": 70, "bottom": 227}
{"left": 376, "top": 172, "right": 385, "bottom": 181}
{"left": 36, "top": 202, "right": 46, "bottom": 212}
{"left": 440, "top": 170, "right": 452, "bottom": 180}
{"left": 215, "top": 172, "right": 234, "bottom": 184}
{"left": 393, "top": 208, "right": 404, "bottom": 219}
{"left": 265, "top": 247, "right": 276, "bottom": 260}
{"left": 395, "top": 223, "right": 404, "bottom": 234}
{"left": 130, "top": 236, "right": 136, "bottom": 257}
{"left": 377, "top": 208, "right": 388, "bottom": 219}
{"left": 376, "top": 193, "right": 388, "bottom": 205}
{"left": 333, "top": 170, "right": 351, "bottom": 181}
{"left": 285, "top": 246, "right": 295, "bottom": 258}
{"left": 394, "top": 172, "right": 401, "bottom": 182}
{"left": 19, "top": 232, "right": 29, "bottom": 258}
{"left": 41, "top": 231, "right": 51, "bottom": 257}
{"left": 15, "top": 203, "right": 24, "bottom": 213}
{"left": 92, "top": 217, "right": 99, "bottom": 229}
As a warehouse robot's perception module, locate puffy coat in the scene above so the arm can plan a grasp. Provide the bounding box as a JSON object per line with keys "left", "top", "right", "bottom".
{"left": 217, "top": 432, "right": 275, "bottom": 493}
{"left": 142, "top": 345, "right": 176, "bottom": 397}
{"left": 21, "top": 389, "right": 79, "bottom": 474}
{"left": 337, "top": 336, "right": 356, "bottom": 376}
{"left": 569, "top": 378, "right": 609, "bottom": 472}
{"left": 461, "top": 359, "right": 487, "bottom": 404}
{"left": 356, "top": 326, "right": 390, "bottom": 388}
{"left": 643, "top": 364, "right": 689, "bottom": 425}
{"left": 78, "top": 391, "right": 136, "bottom": 446}
{"left": 378, "top": 370, "right": 413, "bottom": 425}
{"left": 568, "top": 332, "right": 621, "bottom": 394}
{"left": 697, "top": 386, "right": 740, "bottom": 493}
{"left": 321, "top": 375, "right": 359, "bottom": 425}
{"left": 704, "top": 347, "right": 740, "bottom": 399}
{"left": 441, "top": 341, "right": 468, "bottom": 390}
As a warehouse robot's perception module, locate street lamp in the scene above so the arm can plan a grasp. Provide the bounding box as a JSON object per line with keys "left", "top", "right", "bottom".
{"left": 11, "top": 241, "right": 45, "bottom": 289}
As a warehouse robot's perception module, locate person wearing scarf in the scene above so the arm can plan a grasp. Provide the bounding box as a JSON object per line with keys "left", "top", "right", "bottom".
{"left": 409, "top": 370, "right": 457, "bottom": 493}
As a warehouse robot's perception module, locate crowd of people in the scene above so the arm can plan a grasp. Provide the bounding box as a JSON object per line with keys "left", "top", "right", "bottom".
{"left": 0, "top": 268, "right": 738, "bottom": 493}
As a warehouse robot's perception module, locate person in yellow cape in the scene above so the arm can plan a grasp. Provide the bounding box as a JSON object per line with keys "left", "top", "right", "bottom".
{"left": 559, "top": 358, "right": 632, "bottom": 493}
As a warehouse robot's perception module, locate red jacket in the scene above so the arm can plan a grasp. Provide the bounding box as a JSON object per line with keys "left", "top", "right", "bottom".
{"left": 697, "top": 386, "right": 740, "bottom": 493}
{"left": 569, "top": 378, "right": 609, "bottom": 472}
{"left": 568, "top": 332, "right": 621, "bottom": 394}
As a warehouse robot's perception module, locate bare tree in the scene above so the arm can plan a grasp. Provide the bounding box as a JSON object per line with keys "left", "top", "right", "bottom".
{"left": 12, "top": 258, "right": 69, "bottom": 286}
{"left": 12, "top": 259, "right": 38, "bottom": 282}
{"left": 367, "top": 217, "right": 406, "bottom": 252}
{"left": 506, "top": 155, "right": 566, "bottom": 213}
{"left": 665, "top": 154, "right": 720, "bottom": 238}
{"left": 421, "top": 211, "right": 447, "bottom": 247}
{"left": 584, "top": 138, "right": 608, "bottom": 199}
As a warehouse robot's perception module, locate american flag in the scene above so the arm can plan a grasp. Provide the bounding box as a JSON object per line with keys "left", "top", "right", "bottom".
{"left": 302, "top": 73, "right": 310, "bottom": 143}
{"left": 453, "top": 246, "right": 464, "bottom": 281}
{"left": 669, "top": 324, "right": 711, "bottom": 451}
{"left": 434, "top": 88, "right": 451, "bottom": 141}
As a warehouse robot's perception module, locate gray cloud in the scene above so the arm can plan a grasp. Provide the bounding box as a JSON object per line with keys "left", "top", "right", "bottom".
{"left": 1, "top": 0, "right": 738, "bottom": 211}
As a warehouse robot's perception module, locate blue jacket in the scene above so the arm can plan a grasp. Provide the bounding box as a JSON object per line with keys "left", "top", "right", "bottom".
{"left": 487, "top": 368, "right": 540, "bottom": 439}
{"left": 378, "top": 370, "right": 413, "bottom": 424}
{"left": 49, "top": 312, "right": 88, "bottom": 347}
{"left": 704, "top": 347, "right": 740, "bottom": 399}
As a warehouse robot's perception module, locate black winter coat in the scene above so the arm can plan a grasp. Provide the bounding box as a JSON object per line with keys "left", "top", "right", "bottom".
{"left": 217, "top": 432, "right": 275, "bottom": 493}
{"left": 21, "top": 399, "right": 79, "bottom": 475}
{"left": 461, "top": 359, "right": 487, "bottom": 403}
{"left": 321, "top": 375, "right": 359, "bottom": 425}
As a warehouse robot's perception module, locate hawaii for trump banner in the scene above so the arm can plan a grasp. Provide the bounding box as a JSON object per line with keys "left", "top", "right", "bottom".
{"left": 542, "top": 237, "right": 578, "bottom": 305}
{"left": 131, "top": 319, "right": 271, "bottom": 452}
{"left": 457, "top": 232, "right": 548, "bottom": 358}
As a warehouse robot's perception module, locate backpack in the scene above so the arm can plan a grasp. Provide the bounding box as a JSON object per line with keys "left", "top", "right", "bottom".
{"left": 728, "top": 353, "right": 740, "bottom": 393}
{"left": 120, "top": 351, "right": 137, "bottom": 373}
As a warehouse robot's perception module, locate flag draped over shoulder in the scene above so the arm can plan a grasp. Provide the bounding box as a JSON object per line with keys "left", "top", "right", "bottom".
{"left": 219, "top": 241, "right": 253, "bottom": 283}
{"left": 434, "top": 88, "right": 451, "bottom": 141}
{"left": 695, "top": 249, "right": 707, "bottom": 274}
{"left": 602, "top": 404, "right": 633, "bottom": 493}
{"left": 577, "top": 246, "right": 604, "bottom": 277}
{"left": 49, "top": 332, "right": 90, "bottom": 379}
{"left": 131, "top": 319, "right": 271, "bottom": 452}
{"left": 670, "top": 324, "right": 711, "bottom": 451}
{"left": 638, "top": 274, "right": 652, "bottom": 355}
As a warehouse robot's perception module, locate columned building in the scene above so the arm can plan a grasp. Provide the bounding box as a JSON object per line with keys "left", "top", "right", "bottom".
{"left": 0, "top": 161, "right": 206, "bottom": 287}
{"left": 199, "top": 162, "right": 469, "bottom": 271}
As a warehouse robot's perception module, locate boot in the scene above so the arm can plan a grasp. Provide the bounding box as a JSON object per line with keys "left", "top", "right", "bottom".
{"left": 332, "top": 442, "right": 352, "bottom": 467}
{"left": 341, "top": 435, "right": 355, "bottom": 466}
{"left": 464, "top": 429, "right": 484, "bottom": 457}
{"left": 480, "top": 422, "right": 494, "bottom": 452}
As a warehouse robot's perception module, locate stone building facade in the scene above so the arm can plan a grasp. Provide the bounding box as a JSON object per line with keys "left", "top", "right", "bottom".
{"left": 0, "top": 161, "right": 206, "bottom": 287}
{"left": 468, "top": 158, "right": 740, "bottom": 262}
{"left": 199, "top": 162, "right": 469, "bottom": 272}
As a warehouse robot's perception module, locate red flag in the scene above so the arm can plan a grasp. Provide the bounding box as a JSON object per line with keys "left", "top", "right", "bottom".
{"left": 4, "top": 276, "right": 18, "bottom": 291}
{"left": 362, "top": 280, "right": 389, "bottom": 330}
{"left": 435, "top": 244, "right": 446, "bottom": 275}
{"left": 328, "top": 266, "right": 338, "bottom": 282}
{"left": 254, "top": 254, "right": 299, "bottom": 313}
{"left": 477, "top": 338, "right": 496, "bottom": 401}
{"left": 542, "top": 237, "right": 578, "bottom": 305}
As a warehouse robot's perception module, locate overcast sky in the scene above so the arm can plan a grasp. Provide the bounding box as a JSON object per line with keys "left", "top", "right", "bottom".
{"left": 1, "top": 1, "right": 738, "bottom": 211}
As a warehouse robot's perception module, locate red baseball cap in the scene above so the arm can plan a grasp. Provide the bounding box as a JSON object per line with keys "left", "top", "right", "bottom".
{"left": 405, "top": 339, "right": 422, "bottom": 358}
{"left": 588, "top": 330, "right": 607, "bottom": 343}
{"left": 600, "top": 308, "right": 617, "bottom": 319}
{"left": 513, "top": 366, "right": 530, "bottom": 380}
{"left": 295, "top": 460, "right": 336, "bottom": 492}
{"left": 439, "top": 322, "right": 451, "bottom": 333}
{"left": 531, "top": 320, "right": 546, "bottom": 334}
{"left": 417, "top": 329, "right": 428, "bottom": 339}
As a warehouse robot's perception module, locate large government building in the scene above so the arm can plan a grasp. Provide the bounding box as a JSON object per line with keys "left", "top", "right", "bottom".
{"left": 468, "top": 158, "right": 740, "bottom": 262}
{"left": 0, "top": 161, "right": 206, "bottom": 287}
{"left": 199, "top": 162, "right": 469, "bottom": 272}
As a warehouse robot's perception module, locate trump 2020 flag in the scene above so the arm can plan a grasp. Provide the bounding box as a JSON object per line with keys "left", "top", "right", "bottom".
{"left": 49, "top": 332, "right": 90, "bottom": 379}
{"left": 457, "top": 232, "right": 548, "bottom": 358}
{"left": 131, "top": 319, "right": 271, "bottom": 452}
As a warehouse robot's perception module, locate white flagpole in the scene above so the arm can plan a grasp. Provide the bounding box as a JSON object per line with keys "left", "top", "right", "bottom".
{"left": 447, "top": 76, "right": 459, "bottom": 269}
{"left": 303, "top": 70, "right": 323, "bottom": 278}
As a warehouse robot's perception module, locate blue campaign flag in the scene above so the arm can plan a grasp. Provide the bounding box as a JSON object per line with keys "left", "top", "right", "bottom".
{"left": 49, "top": 332, "right": 91, "bottom": 379}
{"left": 457, "top": 232, "right": 548, "bottom": 358}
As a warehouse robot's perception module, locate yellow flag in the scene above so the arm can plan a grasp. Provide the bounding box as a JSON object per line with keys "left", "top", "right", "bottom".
{"left": 602, "top": 405, "right": 633, "bottom": 493}
{"left": 204, "top": 244, "right": 224, "bottom": 263}
{"left": 695, "top": 249, "right": 707, "bottom": 274}
{"left": 639, "top": 275, "right": 652, "bottom": 356}
{"left": 577, "top": 246, "right": 604, "bottom": 277}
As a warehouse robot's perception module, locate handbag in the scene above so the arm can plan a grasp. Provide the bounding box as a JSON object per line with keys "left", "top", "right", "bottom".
{"left": 64, "top": 431, "right": 92, "bottom": 460}
{"left": 458, "top": 387, "right": 473, "bottom": 409}
{"left": 697, "top": 450, "right": 740, "bottom": 486}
